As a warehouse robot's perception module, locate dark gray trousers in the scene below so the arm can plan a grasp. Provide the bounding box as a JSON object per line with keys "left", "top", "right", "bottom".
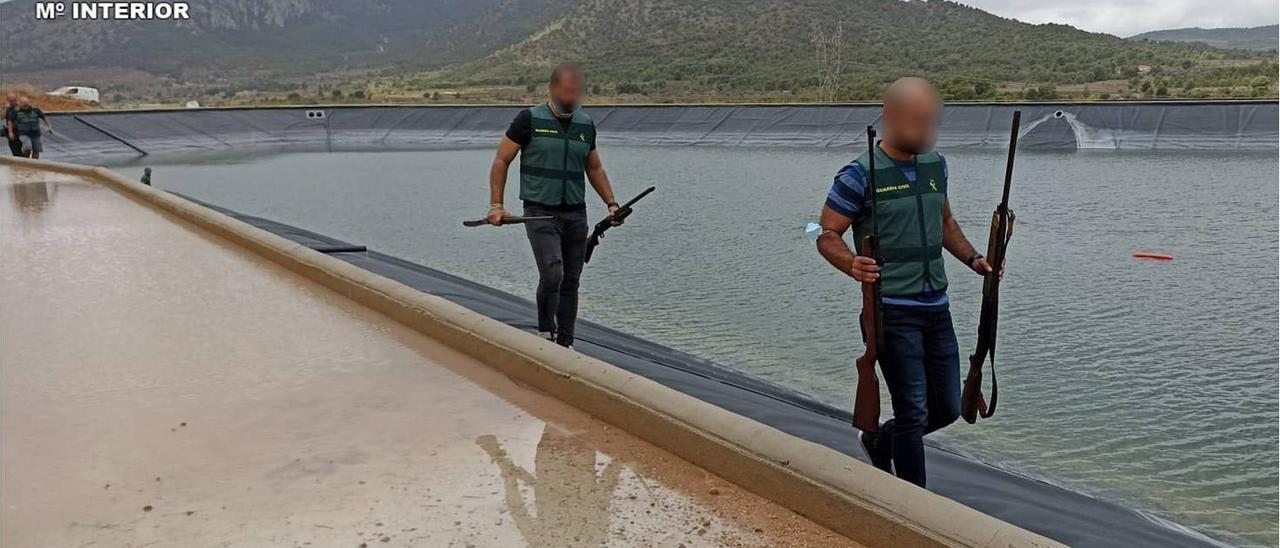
{"left": 523, "top": 203, "right": 588, "bottom": 346}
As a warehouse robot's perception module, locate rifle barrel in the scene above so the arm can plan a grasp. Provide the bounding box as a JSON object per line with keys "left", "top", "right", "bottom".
{"left": 867, "top": 126, "right": 878, "bottom": 235}
{"left": 621, "top": 186, "right": 656, "bottom": 209}
{"left": 462, "top": 215, "right": 556, "bottom": 227}
{"left": 1000, "top": 111, "right": 1021, "bottom": 208}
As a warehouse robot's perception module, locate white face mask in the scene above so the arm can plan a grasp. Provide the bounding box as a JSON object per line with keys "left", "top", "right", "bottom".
{"left": 804, "top": 222, "right": 825, "bottom": 242}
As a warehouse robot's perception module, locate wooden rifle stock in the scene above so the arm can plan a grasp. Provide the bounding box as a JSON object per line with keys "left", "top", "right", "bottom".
{"left": 852, "top": 234, "right": 883, "bottom": 432}
{"left": 961, "top": 208, "right": 1011, "bottom": 422}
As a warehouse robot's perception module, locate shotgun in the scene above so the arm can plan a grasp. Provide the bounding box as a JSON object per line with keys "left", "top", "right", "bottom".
{"left": 462, "top": 215, "right": 556, "bottom": 227}
{"left": 852, "top": 125, "right": 883, "bottom": 433}
{"left": 961, "top": 111, "right": 1020, "bottom": 424}
{"left": 584, "top": 186, "right": 655, "bottom": 263}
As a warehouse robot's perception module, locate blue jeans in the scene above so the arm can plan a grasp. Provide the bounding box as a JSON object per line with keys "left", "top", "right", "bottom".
{"left": 877, "top": 305, "right": 961, "bottom": 487}
{"left": 18, "top": 132, "right": 42, "bottom": 156}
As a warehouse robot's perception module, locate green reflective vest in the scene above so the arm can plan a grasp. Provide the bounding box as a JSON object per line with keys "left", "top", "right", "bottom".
{"left": 12, "top": 107, "right": 43, "bottom": 134}
{"left": 519, "top": 104, "right": 595, "bottom": 206}
{"left": 850, "top": 147, "right": 949, "bottom": 297}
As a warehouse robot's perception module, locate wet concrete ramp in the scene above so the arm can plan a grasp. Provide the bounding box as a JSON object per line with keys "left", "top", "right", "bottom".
{"left": 0, "top": 165, "right": 860, "bottom": 547}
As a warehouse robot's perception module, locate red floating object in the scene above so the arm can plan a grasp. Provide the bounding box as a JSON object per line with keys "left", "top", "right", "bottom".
{"left": 1133, "top": 252, "right": 1174, "bottom": 261}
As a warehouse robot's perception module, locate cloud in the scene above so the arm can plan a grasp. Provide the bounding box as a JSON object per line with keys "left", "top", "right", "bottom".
{"left": 956, "top": 0, "right": 1280, "bottom": 36}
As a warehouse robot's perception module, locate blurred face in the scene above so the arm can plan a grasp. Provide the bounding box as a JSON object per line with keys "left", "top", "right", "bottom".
{"left": 5, "top": 94, "right": 15, "bottom": 105}
{"left": 549, "top": 73, "right": 585, "bottom": 115}
{"left": 18, "top": 97, "right": 31, "bottom": 109}
{"left": 883, "top": 92, "right": 942, "bottom": 155}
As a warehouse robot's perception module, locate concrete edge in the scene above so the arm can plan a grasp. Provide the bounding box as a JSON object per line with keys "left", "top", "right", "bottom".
{"left": 1, "top": 156, "right": 1064, "bottom": 548}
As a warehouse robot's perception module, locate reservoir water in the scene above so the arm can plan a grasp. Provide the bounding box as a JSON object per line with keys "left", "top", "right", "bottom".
{"left": 112, "top": 145, "right": 1278, "bottom": 546}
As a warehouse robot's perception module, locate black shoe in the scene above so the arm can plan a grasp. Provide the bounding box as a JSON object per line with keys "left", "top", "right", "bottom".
{"left": 860, "top": 430, "right": 892, "bottom": 473}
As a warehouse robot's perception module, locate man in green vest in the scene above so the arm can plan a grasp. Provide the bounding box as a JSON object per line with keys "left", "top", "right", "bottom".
{"left": 8, "top": 96, "right": 53, "bottom": 159}
{"left": 485, "top": 63, "right": 621, "bottom": 348}
{"left": 816, "top": 77, "right": 1000, "bottom": 487}
{"left": 5, "top": 94, "right": 24, "bottom": 157}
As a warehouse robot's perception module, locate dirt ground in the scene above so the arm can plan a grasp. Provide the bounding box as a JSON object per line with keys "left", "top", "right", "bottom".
{"left": 0, "top": 84, "right": 98, "bottom": 111}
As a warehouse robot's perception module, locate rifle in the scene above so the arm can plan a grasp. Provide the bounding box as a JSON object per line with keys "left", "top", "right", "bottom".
{"left": 462, "top": 215, "right": 556, "bottom": 227}
{"left": 961, "top": 110, "right": 1020, "bottom": 424}
{"left": 584, "top": 186, "right": 655, "bottom": 263}
{"left": 852, "top": 125, "right": 883, "bottom": 433}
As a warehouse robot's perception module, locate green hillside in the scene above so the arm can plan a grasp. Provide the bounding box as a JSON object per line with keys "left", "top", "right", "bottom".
{"left": 0, "top": 0, "right": 581, "bottom": 103}
{"left": 0, "top": 0, "right": 1274, "bottom": 104}
{"left": 0, "top": 0, "right": 586, "bottom": 74}
{"left": 1129, "top": 25, "right": 1279, "bottom": 52}
{"left": 426, "top": 0, "right": 1277, "bottom": 102}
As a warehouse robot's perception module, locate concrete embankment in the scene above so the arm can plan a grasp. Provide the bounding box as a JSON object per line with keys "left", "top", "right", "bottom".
{"left": 1, "top": 156, "right": 1060, "bottom": 548}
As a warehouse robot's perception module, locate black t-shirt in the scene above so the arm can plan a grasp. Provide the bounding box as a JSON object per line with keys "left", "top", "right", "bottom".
{"left": 505, "top": 108, "right": 596, "bottom": 150}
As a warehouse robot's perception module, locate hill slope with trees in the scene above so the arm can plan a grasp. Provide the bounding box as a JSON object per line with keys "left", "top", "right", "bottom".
{"left": 0, "top": 0, "right": 1273, "bottom": 104}
{"left": 1129, "top": 25, "right": 1279, "bottom": 51}
{"left": 434, "top": 0, "right": 1276, "bottom": 101}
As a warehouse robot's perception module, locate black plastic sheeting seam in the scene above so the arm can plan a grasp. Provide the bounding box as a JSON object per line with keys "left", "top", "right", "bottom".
{"left": 170, "top": 193, "right": 1228, "bottom": 548}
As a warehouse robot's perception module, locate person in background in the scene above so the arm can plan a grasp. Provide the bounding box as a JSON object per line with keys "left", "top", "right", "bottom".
{"left": 816, "top": 77, "right": 1001, "bottom": 488}
{"left": 485, "top": 63, "right": 622, "bottom": 349}
{"left": 9, "top": 96, "right": 53, "bottom": 159}
{"left": 4, "top": 94, "right": 24, "bottom": 156}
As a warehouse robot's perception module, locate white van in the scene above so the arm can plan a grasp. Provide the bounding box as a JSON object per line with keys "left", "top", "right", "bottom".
{"left": 47, "top": 86, "right": 100, "bottom": 103}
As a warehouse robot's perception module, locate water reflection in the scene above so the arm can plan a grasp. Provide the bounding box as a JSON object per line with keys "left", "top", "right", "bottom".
{"left": 477, "top": 427, "right": 622, "bottom": 547}
{"left": 9, "top": 181, "right": 54, "bottom": 213}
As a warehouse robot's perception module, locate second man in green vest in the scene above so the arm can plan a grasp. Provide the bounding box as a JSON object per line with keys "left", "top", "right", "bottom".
{"left": 486, "top": 63, "right": 622, "bottom": 348}
{"left": 816, "top": 77, "right": 1001, "bottom": 488}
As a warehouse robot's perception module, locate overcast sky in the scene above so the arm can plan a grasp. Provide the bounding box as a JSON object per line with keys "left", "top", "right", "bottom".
{"left": 957, "top": 0, "right": 1280, "bottom": 36}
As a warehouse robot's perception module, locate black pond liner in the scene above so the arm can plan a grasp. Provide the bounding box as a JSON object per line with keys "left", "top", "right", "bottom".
{"left": 43, "top": 101, "right": 1279, "bottom": 164}
{"left": 175, "top": 193, "right": 1226, "bottom": 548}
